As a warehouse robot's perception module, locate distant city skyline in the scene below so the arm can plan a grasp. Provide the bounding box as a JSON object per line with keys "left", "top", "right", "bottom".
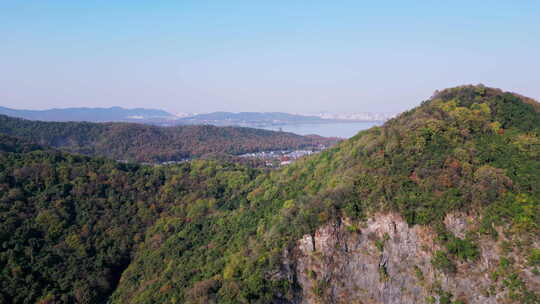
{"left": 1, "top": 2, "right": 539, "bottom": 114}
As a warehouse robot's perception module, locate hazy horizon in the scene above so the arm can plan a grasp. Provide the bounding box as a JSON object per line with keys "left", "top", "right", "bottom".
{"left": 2, "top": 2, "right": 539, "bottom": 114}
{"left": 0, "top": 104, "right": 398, "bottom": 116}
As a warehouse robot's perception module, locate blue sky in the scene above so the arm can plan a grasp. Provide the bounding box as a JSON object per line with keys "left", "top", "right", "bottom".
{"left": 1, "top": 1, "right": 539, "bottom": 113}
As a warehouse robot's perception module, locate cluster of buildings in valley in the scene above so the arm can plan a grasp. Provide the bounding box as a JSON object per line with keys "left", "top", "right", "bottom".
{"left": 239, "top": 148, "right": 323, "bottom": 167}
{"left": 120, "top": 150, "right": 321, "bottom": 168}
{"left": 118, "top": 159, "right": 190, "bottom": 166}
{"left": 117, "top": 145, "right": 328, "bottom": 167}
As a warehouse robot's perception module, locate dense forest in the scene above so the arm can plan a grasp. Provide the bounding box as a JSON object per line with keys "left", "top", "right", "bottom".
{"left": 0, "top": 140, "right": 260, "bottom": 303}
{"left": 0, "top": 115, "right": 337, "bottom": 163}
{"left": 0, "top": 85, "right": 539, "bottom": 303}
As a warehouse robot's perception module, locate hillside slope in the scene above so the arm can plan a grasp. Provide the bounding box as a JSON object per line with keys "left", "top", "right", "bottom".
{"left": 0, "top": 115, "right": 336, "bottom": 162}
{"left": 0, "top": 137, "right": 260, "bottom": 303}
{"left": 111, "top": 85, "right": 540, "bottom": 304}
{"left": 1, "top": 85, "right": 539, "bottom": 304}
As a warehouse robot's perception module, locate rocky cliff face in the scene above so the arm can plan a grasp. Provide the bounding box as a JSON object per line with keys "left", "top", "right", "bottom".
{"left": 283, "top": 213, "right": 539, "bottom": 304}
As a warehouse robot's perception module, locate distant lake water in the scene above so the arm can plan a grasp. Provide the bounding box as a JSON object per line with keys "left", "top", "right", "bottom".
{"left": 261, "top": 121, "right": 381, "bottom": 138}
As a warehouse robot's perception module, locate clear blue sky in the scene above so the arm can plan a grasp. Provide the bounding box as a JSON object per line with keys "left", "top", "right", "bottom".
{"left": 1, "top": 1, "right": 539, "bottom": 114}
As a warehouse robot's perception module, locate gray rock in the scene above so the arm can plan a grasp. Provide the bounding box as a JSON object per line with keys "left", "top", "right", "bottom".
{"left": 279, "top": 213, "right": 538, "bottom": 304}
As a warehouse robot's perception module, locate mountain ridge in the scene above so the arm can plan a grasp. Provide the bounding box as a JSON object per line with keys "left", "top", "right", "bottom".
{"left": 0, "top": 106, "right": 176, "bottom": 123}
{"left": 0, "top": 114, "right": 338, "bottom": 163}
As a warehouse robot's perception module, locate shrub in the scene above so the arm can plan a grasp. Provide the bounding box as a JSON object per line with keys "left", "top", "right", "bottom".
{"left": 432, "top": 251, "right": 457, "bottom": 274}
{"left": 445, "top": 237, "right": 479, "bottom": 261}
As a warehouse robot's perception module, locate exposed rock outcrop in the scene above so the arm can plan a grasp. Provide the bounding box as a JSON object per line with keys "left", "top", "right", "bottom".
{"left": 284, "top": 213, "right": 539, "bottom": 304}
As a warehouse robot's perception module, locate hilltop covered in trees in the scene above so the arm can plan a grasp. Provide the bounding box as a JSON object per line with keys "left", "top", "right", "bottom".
{"left": 0, "top": 85, "right": 539, "bottom": 303}
{"left": 0, "top": 115, "right": 338, "bottom": 163}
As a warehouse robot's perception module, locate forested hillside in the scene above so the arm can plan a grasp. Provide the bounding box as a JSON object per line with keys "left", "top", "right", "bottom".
{"left": 109, "top": 85, "right": 540, "bottom": 304}
{"left": 0, "top": 115, "right": 336, "bottom": 162}
{"left": 0, "top": 138, "right": 260, "bottom": 303}
{"left": 1, "top": 85, "right": 539, "bottom": 304}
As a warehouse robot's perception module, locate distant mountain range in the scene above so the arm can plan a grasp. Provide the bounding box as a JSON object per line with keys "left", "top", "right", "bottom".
{"left": 0, "top": 106, "right": 389, "bottom": 128}
{"left": 0, "top": 106, "right": 177, "bottom": 124}
{"left": 178, "top": 111, "right": 329, "bottom": 126}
